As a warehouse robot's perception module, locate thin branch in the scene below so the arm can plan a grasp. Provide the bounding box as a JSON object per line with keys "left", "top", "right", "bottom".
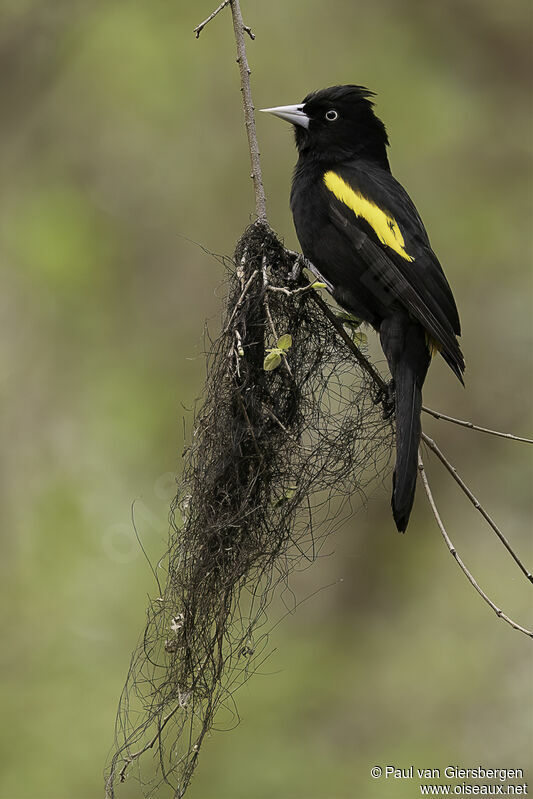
{"left": 308, "top": 290, "right": 388, "bottom": 393}
{"left": 193, "top": 0, "right": 266, "bottom": 220}
{"left": 193, "top": 0, "right": 231, "bottom": 37}
{"left": 418, "top": 451, "right": 533, "bottom": 638}
{"left": 421, "top": 432, "right": 533, "bottom": 583}
{"left": 261, "top": 254, "right": 278, "bottom": 338}
{"left": 223, "top": 268, "right": 258, "bottom": 332}
{"left": 266, "top": 280, "right": 325, "bottom": 298}
{"left": 229, "top": 0, "right": 267, "bottom": 220}
{"left": 422, "top": 406, "right": 533, "bottom": 444}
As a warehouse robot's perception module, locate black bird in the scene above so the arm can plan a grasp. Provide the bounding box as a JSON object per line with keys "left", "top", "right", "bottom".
{"left": 262, "top": 85, "right": 464, "bottom": 532}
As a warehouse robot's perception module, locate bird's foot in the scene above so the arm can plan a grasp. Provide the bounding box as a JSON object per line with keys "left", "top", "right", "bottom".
{"left": 287, "top": 253, "right": 304, "bottom": 284}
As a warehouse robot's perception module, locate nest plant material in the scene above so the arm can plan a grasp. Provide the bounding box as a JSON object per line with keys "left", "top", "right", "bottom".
{"left": 105, "top": 221, "right": 393, "bottom": 798}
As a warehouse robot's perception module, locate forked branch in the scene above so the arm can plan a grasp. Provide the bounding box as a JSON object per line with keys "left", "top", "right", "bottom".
{"left": 418, "top": 451, "right": 533, "bottom": 638}
{"left": 421, "top": 432, "right": 532, "bottom": 583}
{"left": 194, "top": 1, "right": 231, "bottom": 37}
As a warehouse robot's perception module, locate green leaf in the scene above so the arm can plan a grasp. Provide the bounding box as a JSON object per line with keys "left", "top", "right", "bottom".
{"left": 276, "top": 334, "right": 292, "bottom": 351}
{"left": 264, "top": 351, "right": 282, "bottom": 371}
{"left": 272, "top": 485, "right": 298, "bottom": 507}
{"left": 311, "top": 281, "right": 327, "bottom": 289}
{"left": 337, "top": 311, "right": 363, "bottom": 329}
{"left": 353, "top": 331, "right": 367, "bottom": 345}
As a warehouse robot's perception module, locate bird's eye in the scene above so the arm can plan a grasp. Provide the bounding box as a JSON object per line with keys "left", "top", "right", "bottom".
{"left": 325, "top": 109, "right": 338, "bottom": 121}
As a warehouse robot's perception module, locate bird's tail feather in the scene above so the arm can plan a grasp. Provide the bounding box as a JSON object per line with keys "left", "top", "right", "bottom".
{"left": 391, "top": 342, "right": 428, "bottom": 532}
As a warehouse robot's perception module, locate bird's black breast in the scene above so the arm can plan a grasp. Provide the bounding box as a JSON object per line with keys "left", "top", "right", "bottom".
{"left": 291, "top": 160, "right": 393, "bottom": 326}
{"left": 290, "top": 162, "right": 328, "bottom": 254}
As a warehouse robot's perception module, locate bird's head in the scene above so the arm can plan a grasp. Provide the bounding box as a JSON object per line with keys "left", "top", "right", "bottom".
{"left": 261, "top": 84, "right": 389, "bottom": 167}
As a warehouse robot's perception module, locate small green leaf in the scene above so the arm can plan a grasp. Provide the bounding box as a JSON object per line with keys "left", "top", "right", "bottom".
{"left": 311, "top": 281, "right": 327, "bottom": 289}
{"left": 277, "top": 334, "right": 292, "bottom": 351}
{"left": 272, "top": 485, "right": 298, "bottom": 507}
{"left": 337, "top": 311, "right": 363, "bottom": 329}
{"left": 353, "top": 331, "right": 367, "bottom": 345}
{"left": 264, "top": 351, "right": 282, "bottom": 371}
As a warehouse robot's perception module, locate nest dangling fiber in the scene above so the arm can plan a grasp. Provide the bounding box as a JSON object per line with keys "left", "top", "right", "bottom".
{"left": 105, "top": 222, "right": 393, "bottom": 798}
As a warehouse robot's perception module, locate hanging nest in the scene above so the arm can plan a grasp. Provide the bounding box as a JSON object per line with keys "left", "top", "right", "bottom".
{"left": 105, "top": 221, "right": 393, "bottom": 798}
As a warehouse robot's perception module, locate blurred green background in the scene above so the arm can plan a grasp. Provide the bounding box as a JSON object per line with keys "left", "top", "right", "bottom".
{"left": 1, "top": 1, "right": 532, "bottom": 797}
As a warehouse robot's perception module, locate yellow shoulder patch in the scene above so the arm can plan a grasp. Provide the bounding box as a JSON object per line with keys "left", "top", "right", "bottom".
{"left": 323, "top": 170, "right": 415, "bottom": 262}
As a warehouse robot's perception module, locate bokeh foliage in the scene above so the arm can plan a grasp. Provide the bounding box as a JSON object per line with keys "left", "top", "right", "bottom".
{"left": 0, "top": 1, "right": 531, "bottom": 797}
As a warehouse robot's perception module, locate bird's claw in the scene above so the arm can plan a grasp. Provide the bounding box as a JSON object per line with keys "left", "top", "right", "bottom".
{"left": 288, "top": 254, "right": 304, "bottom": 284}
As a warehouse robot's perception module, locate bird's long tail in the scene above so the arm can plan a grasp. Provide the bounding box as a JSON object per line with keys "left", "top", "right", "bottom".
{"left": 389, "top": 326, "right": 431, "bottom": 532}
{"left": 392, "top": 362, "right": 423, "bottom": 532}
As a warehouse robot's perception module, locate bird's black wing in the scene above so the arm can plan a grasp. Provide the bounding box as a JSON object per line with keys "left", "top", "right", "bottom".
{"left": 323, "top": 161, "right": 464, "bottom": 380}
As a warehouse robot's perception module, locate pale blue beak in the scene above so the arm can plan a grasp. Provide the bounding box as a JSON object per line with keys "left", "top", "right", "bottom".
{"left": 260, "top": 104, "right": 310, "bottom": 129}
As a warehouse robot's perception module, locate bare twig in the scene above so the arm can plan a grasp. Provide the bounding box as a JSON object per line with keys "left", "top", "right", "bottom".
{"left": 193, "top": 0, "right": 266, "bottom": 220}
{"left": 422, "top": 406, "right": 533, "bottom": 444}
{"left": 421, "top": 432, "right": 533, "bottom": 583}
{"left": 229, "top": 0, "right": 267, "bottom": 220}
{"left": 261, "top": 254, "right": 278, "bottom": 341}
{"left": 267, "top": 280, "right": 328, "bottom": 297}
{"left": 418, "top": 451, "right": 533, "bottom": 638}
{"left": 193, "top": 0, "right": 230, "bottom": 37}
{"left": 223, "top": 268, "right": 259, "bottom": 332}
